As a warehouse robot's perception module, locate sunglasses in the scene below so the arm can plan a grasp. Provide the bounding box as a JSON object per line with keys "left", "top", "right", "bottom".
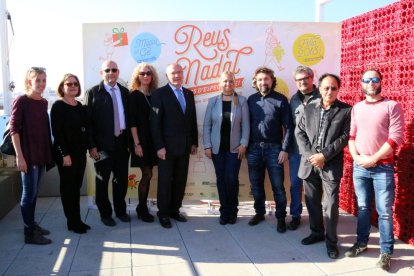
{"left": 361, "top": 77, "right": 381, "bottom": 84}
{"left": 29, "top": 66, "right": 46, "bottom": 73}
{"left": 65, "top": 82, "right": 79, "bottom": 87}
{"left": 103, "top": 68, "right": 118, "bottom": 73}
{"left": 139, "top": 71, "right": 152, "bottom": 77}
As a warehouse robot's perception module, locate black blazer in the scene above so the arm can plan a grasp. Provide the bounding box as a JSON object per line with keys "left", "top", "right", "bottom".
{"left": 150, "top": 84, "right": 198, "bottom": 156}
{"left": 84, "top": 81, "right": 130, "bottom": 153}
{"left": 295, "top": 99, "right": 352, "bottom": 181}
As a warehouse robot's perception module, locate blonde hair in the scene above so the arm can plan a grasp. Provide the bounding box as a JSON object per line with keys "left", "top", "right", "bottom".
{"left": 129, "top": 63, "right": 159, "bottom": 93}
{"left": 220, "top": 71, "right": 239, "bottom": 106}
{"left": 24, "top": 67, "right": 47, "bottom": 93}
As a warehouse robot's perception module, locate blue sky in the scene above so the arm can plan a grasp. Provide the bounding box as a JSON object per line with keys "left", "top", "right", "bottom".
{"left": 3, "top": 0, "right": 399, "bottom": 92}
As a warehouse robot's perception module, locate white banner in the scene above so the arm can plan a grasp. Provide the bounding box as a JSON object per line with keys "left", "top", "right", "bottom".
{"left": 83, "top": 21, "right": 340, "bottom": 201}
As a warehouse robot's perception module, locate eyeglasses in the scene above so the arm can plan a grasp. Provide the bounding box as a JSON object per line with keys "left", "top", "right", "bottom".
{"left": 295, "top": 76, "right": 310, "bottom": 82}
{"left": 361, "top": 77, "right": 381, "bottom": 84}
{"left": 103, "top": 68, "right": 118, "bottom": 73}
{"left": 138, "top": 71, "right": 152, "bottom": 77}
{"left": 65, "top": 82, "right": 79, "bottom": 87}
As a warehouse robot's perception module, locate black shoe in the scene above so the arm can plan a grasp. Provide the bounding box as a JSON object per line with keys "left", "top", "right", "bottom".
{"left": 67, "top": 222, "right": 87, "bottom": 234}
{"left": 327, "top": 245, "right": 339, "bottom": 259}
{"left": 101, "top": 217, "right": 116, "bottom": 227}
{"left": 219, "top": 217, "right": 228, "bottom": 225}
{"left": 159, "top": 217, "right": 172, "bottom": 228}
{"left": 287, "top": 217, "right": 301, "bottom": 231}
{"left": 34, "top": 222, "right": 50, "bottom": 236}
{"left": 277, "top": 218, "right": 286, "bottom": 233}
{"left": 80, "top": 221, "right": 91, "bottom": 230}
{"left": 171, "top": 213, "right": 187, "bottom": 222}
{"left": 248, "top": 214, "right": 265, "bottom": 226}
{"left": 137, "top": 209, "right": 155, "bottom": 223}
{"left": 25, "top": 232, "right": 52, "bottom": 245}
{"left": 228, "top": 218, "right": 237, "bottom": 225}
{"left": 301, "top": 234, "right": 325, "bottom": 245}
{"left": 116, "top": 214, "right": 131, "bottom": 222}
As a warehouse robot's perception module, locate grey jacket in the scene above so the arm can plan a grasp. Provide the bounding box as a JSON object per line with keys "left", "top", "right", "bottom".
{"left": 289, "top": 86, "right": 321, "bottom": 154}
{"left": 203, "top": 93, "right": 249, "bottom": 154}
{"left": 295, "top": 99, "right": 352, "bottom": 181}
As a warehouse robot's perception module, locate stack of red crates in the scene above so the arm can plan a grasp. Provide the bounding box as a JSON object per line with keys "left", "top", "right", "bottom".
{"left": 339, "top": 0, "right": 414, "bottom": 246}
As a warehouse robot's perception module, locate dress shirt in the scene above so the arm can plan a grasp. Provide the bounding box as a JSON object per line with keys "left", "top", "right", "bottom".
{"left": 103, "top": 83, "right": 126, "bottom": 131}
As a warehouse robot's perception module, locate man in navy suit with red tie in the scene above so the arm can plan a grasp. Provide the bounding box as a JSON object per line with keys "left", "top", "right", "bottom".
{"left": 150, "top": 63, "right": 198, "bottom": 228}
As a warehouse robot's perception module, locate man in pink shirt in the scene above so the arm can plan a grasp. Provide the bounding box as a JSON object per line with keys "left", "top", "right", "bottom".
{"left": 345, "top": 69, "right": 404, "bottom": 271}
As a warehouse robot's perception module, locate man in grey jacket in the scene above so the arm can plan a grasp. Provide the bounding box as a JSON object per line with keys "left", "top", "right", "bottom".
{"left": 288, "top": 66, "right": 320, "bottom": 230}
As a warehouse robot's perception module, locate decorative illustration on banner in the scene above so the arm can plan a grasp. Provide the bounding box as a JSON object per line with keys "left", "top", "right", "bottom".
{"left": 264, "top": 27, "right": 285, "bottom": 71}
{"left": 292, "top": 33, "right": 325, "bottom": 66}
{"left": 128, "top": 174, "right": 138, "bottom": 189}
{"left": 174, "top": 24, "right": 253, "bottom": 96}
{"left": 276, "top": 77, "right": 289, "bottom": 99}
{"left": 112, "top": 27, "right": 129, "bottom": 47}
{"left": 130, "top": 32, "right": 162, "bottom": 63}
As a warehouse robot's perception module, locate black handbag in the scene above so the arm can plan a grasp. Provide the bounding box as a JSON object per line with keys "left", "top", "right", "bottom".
{"left": 1, "top": 123, "right": 15, "bottom": 155}
{"left": 0, "top": 95, "right": 28, "bottom": 156}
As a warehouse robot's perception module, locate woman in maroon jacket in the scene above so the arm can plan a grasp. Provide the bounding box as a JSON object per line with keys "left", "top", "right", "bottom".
{"left": 10, "top": 67, "right": 54, "bottom": 245}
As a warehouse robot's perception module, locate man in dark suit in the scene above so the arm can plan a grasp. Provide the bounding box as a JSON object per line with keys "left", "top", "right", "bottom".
{"left": 150, "top": 63, "right": 198, "bottom": 229}
{"left": 84, "top": 60, "right": 131, "bottom": 226}
{"left": 295, "top": 73, "right": 352, "bottom": 259}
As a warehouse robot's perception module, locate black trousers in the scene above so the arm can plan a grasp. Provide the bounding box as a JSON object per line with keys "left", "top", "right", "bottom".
{"left": 303, "top": 167, "right": 340, "bottom": 247}
{"left": 156, "top": 154, "right": 190, "bottom": 218}
{"left": 94, "top": 134, "right": 130, "bottom": 219}
{"left": 57, "top": 155, "right": 86, "bottom": 224}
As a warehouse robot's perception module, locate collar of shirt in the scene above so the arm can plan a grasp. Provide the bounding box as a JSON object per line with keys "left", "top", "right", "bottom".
{"left": 168, "top": 83, "right": 182, "bottom": 93}
{"left": 103, "top": 82, "right": 119, "bottom": 93}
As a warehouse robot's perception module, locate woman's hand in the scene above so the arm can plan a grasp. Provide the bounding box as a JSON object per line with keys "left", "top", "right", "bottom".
{"left": 16, "top": 154, "right": 28, "bottom": 173}
{"left": 237, "top": 145, "right": 246, "bottom": 160}
{"left": 134, "top": 144, "right": 143, "bottom": 157}
{"left": 205, "top": 148, "right": 212, "bottom": 159}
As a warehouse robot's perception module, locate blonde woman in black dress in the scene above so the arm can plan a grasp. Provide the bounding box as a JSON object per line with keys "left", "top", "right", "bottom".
{"left": 128, "top": 63, "right": 159, "bottom": 222}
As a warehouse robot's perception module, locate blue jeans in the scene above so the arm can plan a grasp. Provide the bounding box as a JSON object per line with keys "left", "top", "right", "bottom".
{"left": 247, "top": 143, "right": 287, "bottom": 219}
{"left": 353, "top": 163, "right": 395, "bottom": 255}
{"left": 289, "top": 152, "right": 303, "bottom": 219}
{"left": 212, "top": 152, "right": 241, "bottom": 220}
{"left": 20, "top": 165, "right": 45, "bottom": 232}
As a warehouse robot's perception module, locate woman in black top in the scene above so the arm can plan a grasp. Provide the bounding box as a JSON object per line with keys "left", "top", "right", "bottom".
{"left": 128, "top": 63, "right": 159, "bottom": 222}
{"left": 51, "top": 73, "right": 89, "bottom": 233}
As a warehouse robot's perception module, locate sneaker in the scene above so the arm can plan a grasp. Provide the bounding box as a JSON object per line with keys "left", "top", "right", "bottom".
{"left": 344, "top": 242, "right": 367, "bottom": 257}
{"left": 376, "top": 253, "right": 391, "bottom": 271}
{"left": 25, "top": 232, "right": 52, "bottom": 245}
{"left": 34, "top": 222, "right": 50, "bottom": 235}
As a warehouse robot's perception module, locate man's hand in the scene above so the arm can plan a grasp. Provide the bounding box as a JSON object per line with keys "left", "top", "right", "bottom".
{"left": 237, "top": 145, "right": 247, "bottom": 160}
{"left": 357, "top": 155, "right": 377, "bottom": 168}
{"left": 191, "top": 145, "right": 197, "bottom": 155}
{"left": 308, "top": 153, "right": 325, "bottom": 169}
{"left": 157, "top": 147, "right": 166, "bottom": 160}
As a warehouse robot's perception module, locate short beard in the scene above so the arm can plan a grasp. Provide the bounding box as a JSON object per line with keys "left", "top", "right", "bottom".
{"left": 363, "top": 86, "right": 381, "bottom": 96}
{"left": 259, "top": 86, "right": 271, "bottom": 95}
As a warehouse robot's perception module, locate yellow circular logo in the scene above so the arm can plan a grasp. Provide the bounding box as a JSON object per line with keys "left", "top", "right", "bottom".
{"left": 275, "top": 78, "right": 289, "bottom": 98}
{"left": 292, "top": 33, "right": 325, "bottom": 66}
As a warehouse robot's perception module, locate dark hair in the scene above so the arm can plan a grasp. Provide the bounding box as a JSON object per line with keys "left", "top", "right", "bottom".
{"left": 252, "top": 66, "right": 277, "bottom": 91}
{"left": 362, "top": 68, "right": 383, "bottom": 79}
{"left": 318, "top": 73, "right": 341, "bottom": 89}
{"left": 56, "top": 73, "right": 81, "bottom": 97}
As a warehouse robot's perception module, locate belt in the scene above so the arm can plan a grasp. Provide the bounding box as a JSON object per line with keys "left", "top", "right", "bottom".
{"left": 252, "top": 142, "right": 280, "bottom": 148}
